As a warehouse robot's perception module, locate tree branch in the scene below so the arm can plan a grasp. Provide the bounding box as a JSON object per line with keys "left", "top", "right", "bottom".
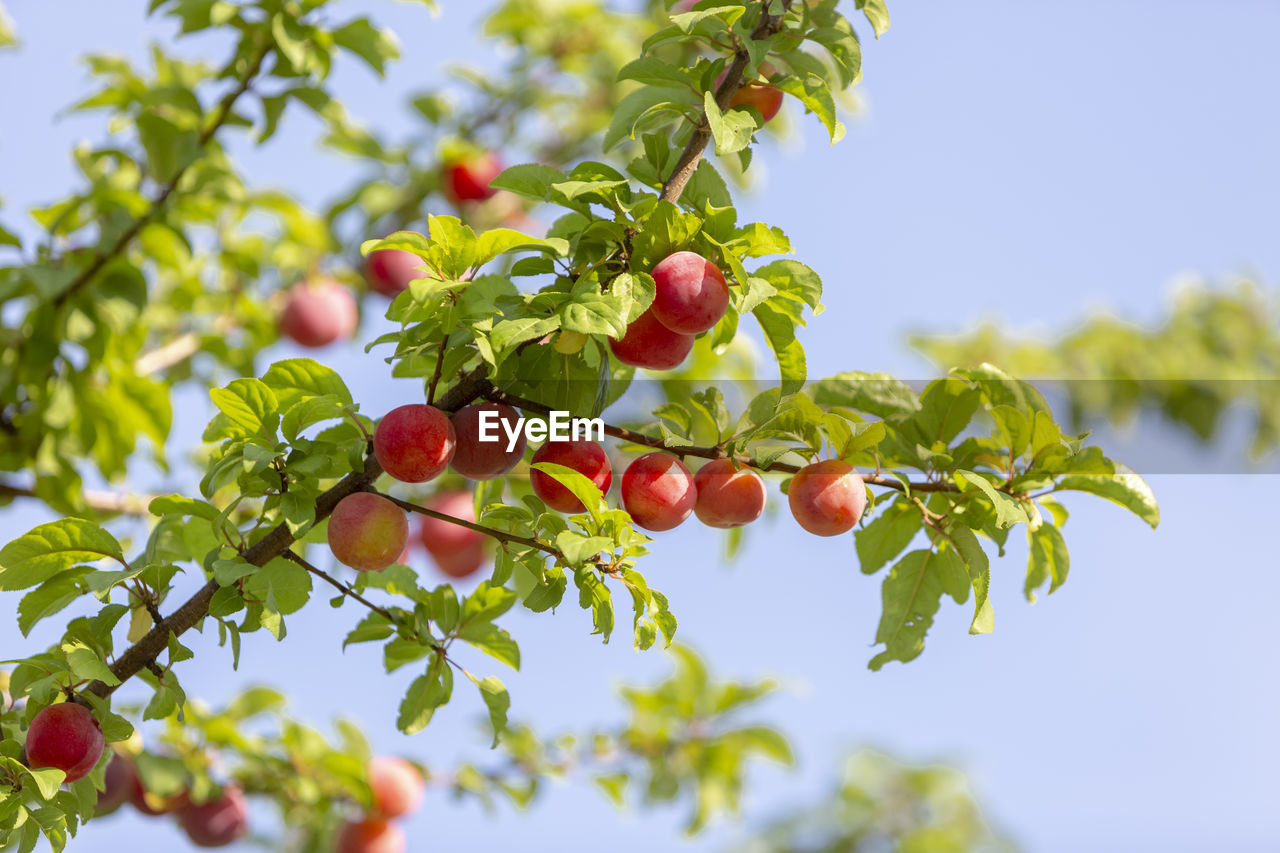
{"left": 83, "top": 366, "right": 492, "bottom": 699}
{"left": 280, "top": 550, "right": 398, "bottom": 623}
{"left": 660, "top": 1, "right": 792, "bottom": 204}
{"left": 0, "top": 482, "right": 154, "bottom": 516}
{"left": 51, "top": 39, "right": 274, "bottom": 309}
{"left": 481, "top": 386, "right": 969, "bottom": 494}
{"left": 378, "top": 493, "right": 562, "bottom": 560}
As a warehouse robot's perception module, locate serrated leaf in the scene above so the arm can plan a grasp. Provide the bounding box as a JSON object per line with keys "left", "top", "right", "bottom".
{"left": 0, "top": 520, "right": 125, "bottom": 591}
{"left": 1026, "top": 522, "right": 1070, "bottom": 602}
{"left": 1056, "top": 465, "right": 1160, "bottom": 528}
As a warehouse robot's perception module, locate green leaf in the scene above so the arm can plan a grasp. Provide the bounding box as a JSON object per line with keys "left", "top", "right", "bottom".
{"left": 1026, "top": 522, "right": 1070, "bottom": 602}
{"left": 555, "top": 532, "right": 612, "bottom": 568}
{"left": 1055, "top": 465, "right": 1160, "bottom": 528}
{"left": 752, "top": 303, "right": 806, "bottom": 396}
{"left": 474, "top": 228, "right": 558, "bottom": 267}
{"left": 261, "top": 358, "right": 353, "bottom": 407}
{"left": 465, "top": 672, "right": 510, "bottom": 747}
{"left": 18, "top": 570, "right": 88, "bottom": 636}
{"left": 332, "top": 18, "right": 398, "bottom": 76}
{"left": 489, "top": 164, "right": 567, "bottom": 200}
{"left": 704, "top": 90, "right": 758, "bottom": 155}
{"left": 531, "top": 462, "right": 606, "bottom": 523}
{"left": 63, "top": 643, "right": 119, "bottom": 685}
{"left": 870, "top": 550, "right": 944, "bottom": 670}
{"left": 954, "top": 470, "right": 1029, "bottom": 529}
{"left": 398, "top": 657, "right": 452, "bottom": 735}
{"left": 24, "top": 767, "right": 65, "bottom": 800}
{"left": 0, "top": 520, "right": 125, "bottom": 591}
{"left": 209, "top": 378, "right": 278, "bottom": 435}
{"left": 856, "top": 0, "right": 891, "bottom": 37}
{"left": 947, "top": 525, "right": 994, "bottom": 635}
{"left": 854, "top": 499, "right": 921, "bottom": 574}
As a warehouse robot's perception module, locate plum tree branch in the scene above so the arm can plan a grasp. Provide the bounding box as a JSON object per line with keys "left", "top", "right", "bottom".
{"left": 51, "top": 38, "right": 274, "bottom": 309}
{"left": 378, "top": 493, "right": 562, "bottom": 561}
{"left": 660, "top": 0, "right": 792, "bottom": 204}
{"left": 82, "top": 366, "right": 492, "bottom": 699}
{"left": 481, "top": 386, "right": 966, "bottom": 494}
{"left": 280, "top": 550, "right": 398, "bottom": 623}
{"left": 0, "top": 482, "right": 154, "bottom": 516}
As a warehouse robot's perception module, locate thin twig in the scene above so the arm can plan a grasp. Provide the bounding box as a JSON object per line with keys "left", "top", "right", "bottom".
{"left": 378, "top": 493, "right": 561, "bottom": 559}
{"left": 660, "top": 1, "right": 792, "bottom": 203}
{"left": 0, "top": 482, "right": 154, "bottom": 516}
{"left": 482, "top": 387, "right": 970, "bottom": 494}
{"left": 51, "top": 39, "right": 274, "bottom": 309}
{"left": 81, "top": 367, "right": 492, "bottom": 699}
{"left": 280, "top": 550, "right": 398, "bottom": 623}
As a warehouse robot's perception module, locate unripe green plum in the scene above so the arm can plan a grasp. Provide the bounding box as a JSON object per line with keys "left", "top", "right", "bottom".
{"left": 278, "top": 279, "right": 358, "bottom": 348}
{"left": 328, "top": 493, "right": 409, "bottom": 572}
{"left": 25, "top": 702, "right": 104, "bottom": 783}
{"left": 788, "top": 460, "right": 866, "bottom": 536}
{"left": 374, "top": 404, "right": 456, "bottom": 483}
{"left": 450, "top": 403, "right": 526, "bottom": 480}
{"left": 621, "top": 452, "right": 697, "bottom": 531}
{"left": 530, "top": 440, "right": 613, "bottom": 513}
{"left": 553, "top": 330, "right": 588, "bottom": 354}
{"left": 368, "top": 756, "right": 424, "bottom": 818}
{"left": 94, "top": 753, "right": 133, "bottom": 817}
{"left": 176, "top": 786, "right": 249, "bottom": 848}
{"left": 443, "top": 152, "right": 502, "bottom": 203}
{"left": 693, "top": 458, "right": 766, "bottom": 528}
{"left": 336, "top": 819, "right": 407, "bottom": 853}
{"left": 365, "top": 249, "right": 426, "bottom": 298}
{"left": 650, "top": 251, "right": 729, "bottom": 335}
{"left": 609, "top": 308, "right": 694, "bottom": 371}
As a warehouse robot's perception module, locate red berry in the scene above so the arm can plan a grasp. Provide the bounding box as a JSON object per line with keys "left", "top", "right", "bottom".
{"left": 176, "top": 786, "right": 249, "bottom": 848}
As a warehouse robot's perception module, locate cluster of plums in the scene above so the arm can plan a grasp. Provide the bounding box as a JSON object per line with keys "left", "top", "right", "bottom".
{"left": 277, "top": 153, "right": 503, "bottom": 349}
{"left": 23, "top": 702, "right": 246, "bottom": 848}
{"left": 334, "top": 756, "right": 426, "bottom": 853}
{"left": 23, "top": 701, "right": 426, "bottom": 851}
{"left": 327, "top": 400, "right": 868, "bottom": 574}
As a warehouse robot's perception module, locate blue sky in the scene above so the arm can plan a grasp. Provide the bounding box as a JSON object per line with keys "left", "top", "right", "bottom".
{"left": 2, "top": 1, "right": 1279, "bottom": 851}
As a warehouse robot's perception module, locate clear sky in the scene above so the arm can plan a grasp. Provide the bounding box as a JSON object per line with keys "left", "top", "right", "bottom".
{"left": 2, "top": 1, "right": 1279, "bottom": 851}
